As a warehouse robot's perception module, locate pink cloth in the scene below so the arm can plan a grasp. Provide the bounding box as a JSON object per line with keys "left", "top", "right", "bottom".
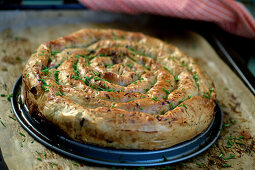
{"left": 79, "top": 0, "right": 255, "bottom": 38}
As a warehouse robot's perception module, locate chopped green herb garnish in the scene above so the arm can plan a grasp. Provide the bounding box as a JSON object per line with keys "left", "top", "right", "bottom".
{"left": 112, "top": 36, "right": 118, "bottom": 40}
{"left": 41, "top": 79, "right": 50, "bottom": 92}
{"left": 73, "top": 162, "right": 79, "bottom": 166}
{"left": 239, "top": 136, "right": 244, "bottom": 139}
{"left": 19, "top": 132, "right": 26, "bottom": 137}
{"left": 105, "top": 64, "right": 113, "bottom": 68}
{"left": 222, "top": 164, "right": 230, "bottom": 167}
{"left": 84, "top": 76, "right": 94, "bottom": 86}
{"left": 152, "top": 81, "right": 157, "bottom": 86}
{"left": 152, "top": 97, "right": 159, "bottom": 101}
{"left": 193, "top": 73, "right": 200, "bottom": 87}
{"left": 36, "top": 157, "right": 42, "bottom": 161}
{"left": 178, "top": 104, "right": 188, "bottom": 109}
{"left": 8, "top": 115, "right": 16, "bottom": 121}
{"left": 170, "top": 103, "right": 174, "bottom": 109}
{"left": 224, "top": 123, "right": 230, "bottom": 127}
{"left": 25, "top": 73, "right": 29, "bottom": 77}
{"left": 54, "top": 70, "right": 60, "bottom": 85}
{"left": 72, "top": 61, "right": 81, "bottom": 80}
{"left": 36, "top": 151, "right": 41, "bottom": 155}
{"left": 231, "top": 119, "right": 235, "bottom": 124}
{"left": 51, "top": 50, "right": 61, "bottom": 55}
{"left": 163, "top": 67, "right": 170, "bottom": 72}
{"left": 20, "top": 142, "right": 23, "bottom": 147}
{"left": 209, "top": 88, "right": 214, "bottom": 92}
{"left": 56, "top": 92, "right": 63, "bottom": 96}
{"left": 50, "top": 162, "right": 58, "bottom": 167}
{"left": 163, "top": 88, "right": 170, "bottom": 94}
{"left": 127, "top": 48, "right": 147, "bottom": 57}
{"left": 196, "top": 163, "right": 202, "bottom": 168}
{"left": 120, "top": 114, "right": 123, "bottom": 117}
{"left": 144, "top": 89, "right": 149, "bottom": 92}
{"left": 1, "top": 94, "right": 6, "bottom": 97}
{"left": 7, "top": 93, "right": 13, "bottom": 101}
{"left": 82, "top": 55, "right": 93, "bottom": 66}
{"left": 144, "top": 65, "right": 150, "bottom": 70}
{"left": 94, "top": 77, "right": 101, "bottom": 81}
{"left": 48, "top": 56, "right": 53, "bottom": 62}
{"left": 128, "top": 99, "right": 134, "bottom": 102}
{"left": 228, "top": 138, "right": 233, "bottom": 146}
{"left": 97, "top": 84, "right": 116, "bottom": 92}
{"left": 93, "top": 71, "right": 99, "bottom": 76}
{"left": 139, "top": 107, "right": 143, "bottom": 110}
{"left": 179, "top": 98, "right": 185, "bottom": 103}
{"left": 163, "top": 154, "right": 167, "bottom": 161}
{"left": 203, "top": 92, "right": 211, "bottom": 99}
{"left": 174, "top": 75, "right": 179, "bottom": 81}
{"left": 224, "top": 154, "right": 235, "bottom": 160}
{"left": 141, "top": 94, "right": 145, "bottom": 99}
{"left": 236, "top": 142, "right": 245, "bottom": 146}
{"left": 42, "top": 66, "right": 50, "bottom": 76}
{"left": 126, "top": 63, "right": 133, "bottom": 69}
{"left": 0, "top": 119, "right": 6, "bottom": 128}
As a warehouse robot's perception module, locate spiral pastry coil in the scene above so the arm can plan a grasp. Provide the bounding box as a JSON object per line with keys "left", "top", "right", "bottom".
{"left": 23, "top": 29, "right": 216, "bottom": 150}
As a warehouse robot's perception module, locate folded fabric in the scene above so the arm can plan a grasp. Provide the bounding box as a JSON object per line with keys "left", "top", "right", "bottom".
{"left": 79, "top": 0, "right": 255, "bottom": 38}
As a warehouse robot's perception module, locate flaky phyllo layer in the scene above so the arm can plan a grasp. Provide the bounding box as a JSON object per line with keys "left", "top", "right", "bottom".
{"left": 23, "top": 29, "right": 216, "bottom": 150}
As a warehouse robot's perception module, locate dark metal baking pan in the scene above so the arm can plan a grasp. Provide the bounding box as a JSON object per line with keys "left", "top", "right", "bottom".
{"left": 11, "top": 75, "right": 223, "bottom": 167}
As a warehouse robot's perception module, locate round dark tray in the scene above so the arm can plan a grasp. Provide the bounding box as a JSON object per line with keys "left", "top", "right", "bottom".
{"left": 11, "top": 76, "right": 222, "bottom": 167}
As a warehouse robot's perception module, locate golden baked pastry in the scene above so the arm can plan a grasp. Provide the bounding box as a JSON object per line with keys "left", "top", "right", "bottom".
{"left": 22, "top": 29, "right": 216, "bottom": 150}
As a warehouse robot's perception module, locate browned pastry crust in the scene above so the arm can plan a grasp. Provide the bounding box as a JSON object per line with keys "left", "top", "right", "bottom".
{"left": 22, "top": 29, "right": 216, "bottom": 150}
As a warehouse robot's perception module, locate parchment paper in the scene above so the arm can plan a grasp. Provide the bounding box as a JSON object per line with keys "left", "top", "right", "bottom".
{"left": 0, "top": 11, "right": 254, "bottom": 170}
